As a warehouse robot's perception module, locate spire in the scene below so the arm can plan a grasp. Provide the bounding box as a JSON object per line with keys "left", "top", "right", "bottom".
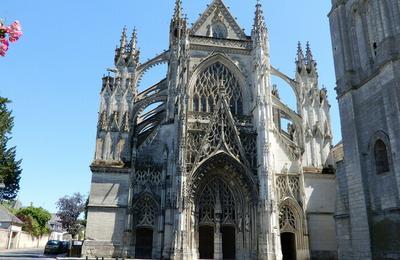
{"left": 297, "top": 42, "right": 304, "bottom": 62}
{"left": 173, "top": 0, "right": 183, "bottom": 21}
{"left": 253, "top": 1, "right": 266, "bottom": 33}
{"left": 129, "top": 28, "right": 137, "bottom": 52}
{"left": 305, "top": 42, "right": 317, "bottom": 74}
{"left": 305, "top": 41, "right": 313, "bottom": 62}
{"left": 296, "top": 42, "right": 306, "bottom": 73}
{"left": 252, "top": 1, "right": 268, "bottom": 46}
{"left": 120, "top": 26, "right": 127, "bottom": 49}
{"left": 126, "top": 28, "right": 140, "bottom": 69}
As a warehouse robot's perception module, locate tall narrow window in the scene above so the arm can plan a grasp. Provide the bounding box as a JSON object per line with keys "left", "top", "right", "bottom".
{"left": 193, "top": 95, "right": 199, "bottom": 112}
{"left": 374, "top": 140, "right": 390, "bottom": 174}
{"left": 201, "top": 95, "right": 207, "bottom": 112}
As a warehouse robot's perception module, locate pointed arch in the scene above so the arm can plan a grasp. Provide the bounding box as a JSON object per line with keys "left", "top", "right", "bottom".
{"left": 188, "top": 53, "right": 251, "bottom": 114}
{"left": 278, "top": 198, "right": 309, "bottom": 259}
{"left": 189, "top": 152, "right": 258, "bottom": 204}
{"left": 368, "top": 130, "right": 392, "bottom": 174}
{"left": 279, "top": 199, "right": 303, "bottom": 234}
{"left": 133, "top": 193, "right": 160, "bottom": 228}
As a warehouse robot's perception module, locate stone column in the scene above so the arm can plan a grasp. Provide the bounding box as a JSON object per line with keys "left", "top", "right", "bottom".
{"left": 214, "top": 185, "right": 223, "bottom": 260}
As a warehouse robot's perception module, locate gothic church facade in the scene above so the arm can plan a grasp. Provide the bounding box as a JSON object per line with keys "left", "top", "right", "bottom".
{"left": 84, "top": 1, "right": 337, "bottom": 259}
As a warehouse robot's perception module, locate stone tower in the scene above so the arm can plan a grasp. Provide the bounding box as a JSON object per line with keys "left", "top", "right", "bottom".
{"left": 329, "top": 0, "right": 400, "bottom": 259}
{"left": 84, "top": 1, "right": 337, "bottom": 259}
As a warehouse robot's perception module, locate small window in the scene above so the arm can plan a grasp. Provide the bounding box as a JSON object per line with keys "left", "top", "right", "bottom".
{"left": 212, "top": 22, "right": 227, "bottom": 39}
{"left": 373, "top": 42, "right": 377, "bottom": 56}
{"left": 374, "top": 140, "right": 390, "bottom": 174}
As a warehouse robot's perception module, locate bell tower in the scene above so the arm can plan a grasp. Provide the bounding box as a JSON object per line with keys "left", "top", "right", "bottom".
{"left": 329, "top": 0, "right": 400, "bottom": 258}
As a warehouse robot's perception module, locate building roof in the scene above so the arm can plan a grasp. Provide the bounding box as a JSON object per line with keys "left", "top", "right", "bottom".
{"left": 0, "top": 205, "right": 23, "bottom": 226}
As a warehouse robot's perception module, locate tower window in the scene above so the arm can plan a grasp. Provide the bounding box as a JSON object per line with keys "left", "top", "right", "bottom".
{"left": 374, "top": 139, "right": 390, "bottom": 174}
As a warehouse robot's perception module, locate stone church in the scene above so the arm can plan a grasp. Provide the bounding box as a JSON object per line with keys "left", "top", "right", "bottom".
{"left": 329, "top": 0, "right": 400, "bottom": 259}
{"left": 84, "top": 1, "right": 337, "bottom": 259}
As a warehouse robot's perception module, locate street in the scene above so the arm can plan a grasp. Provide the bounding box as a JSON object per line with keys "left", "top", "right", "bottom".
{"left": 0, "top": 248, "right": 59, "bottom": 259}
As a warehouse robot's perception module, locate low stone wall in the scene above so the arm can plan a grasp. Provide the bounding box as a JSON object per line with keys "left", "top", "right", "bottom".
{"left": 0, "top": 228, "right": 49, "bottom": 249}
{"left": 0, "top": 229, "right": 9, "bottom": 249}
{"left": 18, "top": 231, "right": 49, "bottom": 249}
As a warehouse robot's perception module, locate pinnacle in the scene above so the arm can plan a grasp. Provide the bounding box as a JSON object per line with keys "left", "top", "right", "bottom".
{"left": 306, "top": 41, "right": 313, "bottom": 60}
{"left": 253, "top": 0, "right": 266, "bottom": 32}
{"left": 129, "top": 27, "right": 137, "bottom": 51}
{"left": 173, "top": 0, "right": 183, "bottom": 19}
{"left": 120, "top": 26, "right": 127, "bottom": 48}
{"left": 297, "top": 41, "right": 304, "bottom": 61}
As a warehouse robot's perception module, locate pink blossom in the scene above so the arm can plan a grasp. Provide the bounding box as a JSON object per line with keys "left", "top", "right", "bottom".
{"left": 7, "top": 21, "right": 22, "bottom": 42}
{"left": 0, "top": 38, "right": 9, "bottom": 56}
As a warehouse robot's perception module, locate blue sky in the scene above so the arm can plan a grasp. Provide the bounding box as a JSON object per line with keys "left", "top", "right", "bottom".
{"left": 0, "top": 0, "right": 339, "bottom": 213}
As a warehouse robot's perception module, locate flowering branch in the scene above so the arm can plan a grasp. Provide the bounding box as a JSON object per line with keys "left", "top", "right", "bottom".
{"left": 0, "top": 20, "right": 23, "bottom": 57}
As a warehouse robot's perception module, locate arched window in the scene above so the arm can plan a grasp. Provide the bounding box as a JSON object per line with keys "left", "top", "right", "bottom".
{"left": 192, "top": 62, "right": 243, "bottom": 115}
{"left": 374, "top": 140, "right": 390, "bottom": 174}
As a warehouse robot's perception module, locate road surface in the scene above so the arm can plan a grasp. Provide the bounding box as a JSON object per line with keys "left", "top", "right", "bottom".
{"left": 0, "top": 247, "right": 59, "bottom": 259}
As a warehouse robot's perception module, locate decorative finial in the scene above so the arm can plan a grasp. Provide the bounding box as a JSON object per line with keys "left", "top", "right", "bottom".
{"left": 129, "top": 27, "right": 137, "bottom": 51}
{"left": 306, "top": 41, "right": 313, "bottom": 61}
{"left": 173, "top": 0, "right": 183, "bottom": 20}
{"left": 120, "top": 26, "right": 127, "bottom": 49}
{"left": 252, "top": 0, "right": 267, "bottom": 43}
{"left": 297, "top": 41, "right": 304, "bottom": 61}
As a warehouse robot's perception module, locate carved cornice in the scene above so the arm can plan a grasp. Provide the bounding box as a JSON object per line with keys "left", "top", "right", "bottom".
{"left": 189, "top": 36, "right": 252, "bottom": 55}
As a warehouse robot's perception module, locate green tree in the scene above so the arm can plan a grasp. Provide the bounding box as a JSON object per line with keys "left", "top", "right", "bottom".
{"left": 56, "top": 193, "right": 86, "bottom": 238}
{"left": 0, "top": 97, "right": 21, "bottom": 200}
{"left": 15, "top": 206, "right": 51, "bottom": 237}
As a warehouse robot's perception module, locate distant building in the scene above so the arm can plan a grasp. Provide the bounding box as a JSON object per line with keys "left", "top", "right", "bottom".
{"left": 329, "top": 0, "right": 400, "bottom": 259}
{"left": 0, "top": 205, "right": 23, "bottom": 249}
{"left": 84, "top": 0, "right": 337, "bottom": 259}
{"left": 48, "top": 214, "right": 67, "bottom": 241}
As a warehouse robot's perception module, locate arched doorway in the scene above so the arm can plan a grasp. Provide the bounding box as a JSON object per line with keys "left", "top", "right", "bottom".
{"left": 199, "top": 226, "right": 214, "bottom": 259}
{"left": 197, "top": 178, "right": 237, "bottom": 260}
{"left": 281, "top": 232, "right": 296, "bottom": 260}
{"left": 279, "top": 203, "right": 302, "bottom": 260}
{"left": 134, "top": 196, "right": 157, "bottom": 259}
{"left": 135, "top": 227, "right": 153, "bottom": 259}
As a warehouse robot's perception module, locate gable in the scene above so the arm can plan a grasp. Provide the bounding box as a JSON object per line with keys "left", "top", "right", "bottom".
{"left": 190, "top": 0, "right": 247, "bottom": 40}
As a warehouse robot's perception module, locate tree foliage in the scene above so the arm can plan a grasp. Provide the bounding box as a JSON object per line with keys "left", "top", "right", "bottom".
{"left": 0, "top": 97, "right": 21, "bottom": 200}
{"left": 56, "top": 193, "right": 86, "bottom": 237}
{"left": 15, "top": 206, "right": 51, "bottom": 237}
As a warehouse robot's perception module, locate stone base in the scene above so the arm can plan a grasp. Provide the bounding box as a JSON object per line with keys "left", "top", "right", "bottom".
{"left": 82, "top": 241, "right": 123, "bottom": 258}
{"left": 310, "top": 250, "right": 338, "bottom": 260}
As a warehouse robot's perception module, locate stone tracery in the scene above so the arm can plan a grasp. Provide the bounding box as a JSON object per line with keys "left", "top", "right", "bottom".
{"left": 192, "top": 62, "right": 243, "bottom": 115}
